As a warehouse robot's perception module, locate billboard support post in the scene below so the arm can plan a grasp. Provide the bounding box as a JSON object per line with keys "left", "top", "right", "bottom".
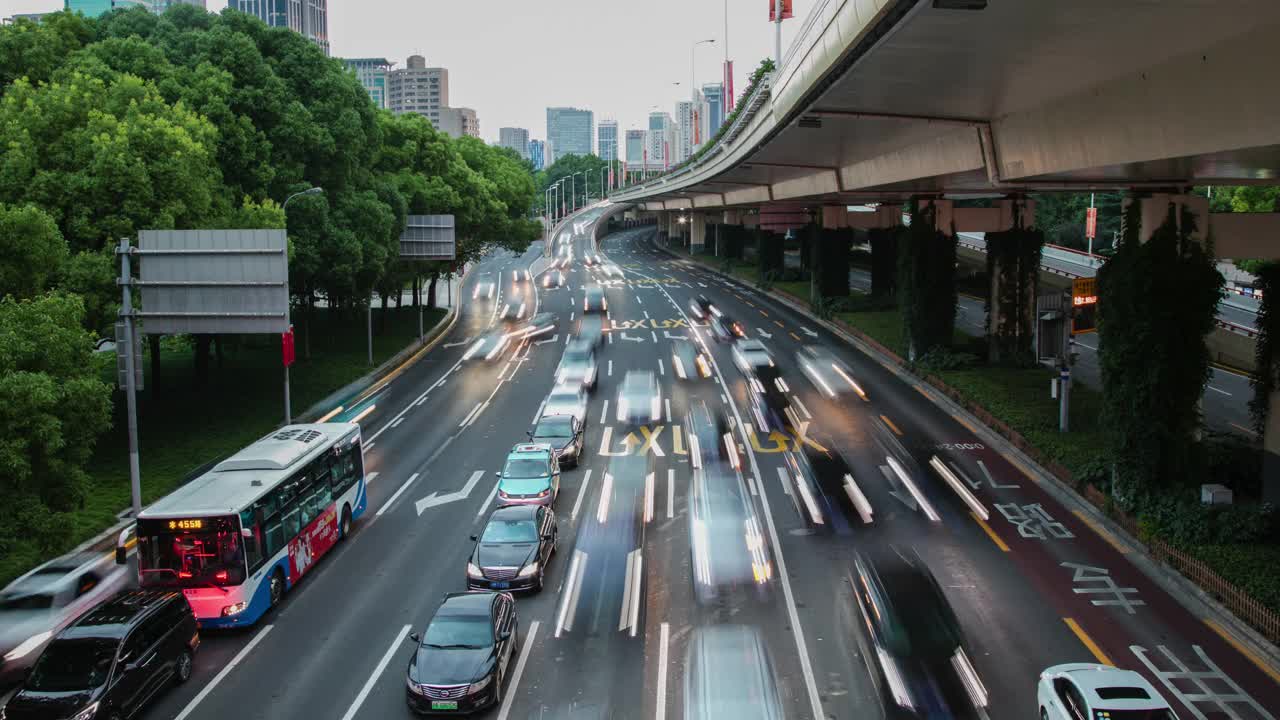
{"left": 117, "top": 239, "right": 143, "bottom": 520}
{"left": 367, "top": 298, "right": 373, "bottom": 366}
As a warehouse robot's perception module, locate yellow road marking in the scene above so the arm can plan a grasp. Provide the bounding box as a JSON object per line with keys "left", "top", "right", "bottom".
{"left": 1071, "top": 510, "right": 1131, "bottom": 554}
{"left": 951, "top": 414, "right": 979, "bottom": 435}
{"left": 1001, "top": 452, "right": 1034, "bottom": 480}
{"left": 971, "top": 512, "right": 1010, "bottom": 552}
{"left": 760, "top": 309, "right": 769, "bottom": 317}
{"left": 1204, "top": 618, "right": 1280, "bottom": 685}
{"left": 1230, "top": 422, "right": 1258, "bottom": 437}
{"left": 744, "top": 300, "right": 755, "bottom": 307}
{"left": 1063, "top": 618, "right": 1113, "bottom": 666}
{"left": 774, "top": 320, "right": 785, "bottom": 328}
{"left": 790, "top": 332, "right": 801, "bottom": 341}
{"left": 913, "top": 384, "right": 930, "bottom": 399}
{"left": 880, "top": 415, "right": 903, "bottom": 436}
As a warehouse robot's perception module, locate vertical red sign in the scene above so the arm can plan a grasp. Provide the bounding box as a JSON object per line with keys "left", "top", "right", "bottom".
{"left": 281, "top": 326, "right": 295, "bottom": 368}
{"left": 1085, "top": 207, "right": 1098, "bottom": 240}
{"left": 725, "top": 60, "right": 735, "bottom": 112}
{"left": 768, "top": 0, "right": 793, "bottom": 21}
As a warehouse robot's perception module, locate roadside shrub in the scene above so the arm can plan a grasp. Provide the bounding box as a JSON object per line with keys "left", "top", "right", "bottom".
{"left": 1137, "top": 495, "right": 1276, "bottom": 546}
{"left": 1186, "top": 544, "right": 1280, "bottom": 615}
{"left": 915, "top": 347, "right": 978, "bottom": 372}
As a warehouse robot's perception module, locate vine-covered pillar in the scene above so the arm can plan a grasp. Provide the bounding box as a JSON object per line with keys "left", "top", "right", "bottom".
{"left": 898, "top": 199, "right": 958, "bottom": 362}
{"left": 1097, "top": 193, "right": 1221, "bottom": 508}
{"left": 868, "top": 205, "right": 903, "bottom": 299}
{"left": 1250, "top": 264, "right": 1280, "bottom": 504}
{"left": 985, "top": 199, "right": 1042, "bottom": 364}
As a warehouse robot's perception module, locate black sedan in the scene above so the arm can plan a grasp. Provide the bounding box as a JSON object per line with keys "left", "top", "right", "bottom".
{"left": 530, "top": 413, "right": 585, "bottom": 467}
{"left": 583, "top": 286, "right": 608, "bottom": 314}
{"left": 851, "top": 548, "right": 989, "bottom": 719}
{"left": 467, "top": 505, "right": 557, "bottom": 592}
{"left": 406, "top": 591, "right": 519, "bottom": 714}
{"left": 709, "top": 313, "right": 745, "bottom": 342}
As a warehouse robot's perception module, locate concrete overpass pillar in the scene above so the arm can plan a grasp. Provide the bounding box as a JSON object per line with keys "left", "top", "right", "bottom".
{"left": 690, "top": 213, "right": 707, "bottom": 254}
{"left": 866, "top": 205, "right": 903, "bottom": 299}
{"left": 985, "top": 200, "right": 1042, "bottom": 364}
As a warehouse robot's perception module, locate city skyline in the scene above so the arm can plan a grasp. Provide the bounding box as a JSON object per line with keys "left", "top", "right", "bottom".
{"left": 4, "top": 0, "right": 817, "bottom": 144}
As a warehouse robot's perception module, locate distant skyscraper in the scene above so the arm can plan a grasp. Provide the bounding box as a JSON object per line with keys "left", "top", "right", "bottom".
{"left": 675, "top": 101, "right": 695, "bottom": 163}
{"left": 66, "top": 0, "right": 201, "bottom": 16}
{"left": 388, "top": 55, "right": 449, "bottom": 127}
{"left": 546, "top": 107, "right": 594, "bottom": 160}
{"left": 343, "top": 58, "right": 392, "bottom": 109}
{"left": 625, "top": 130, "right": 645, "bottom": 166}
{"left": 226, "top": 0, "right": 328, "bottom": 55}
{"left": 702, "top": 83, "right": 724, "bottom": 136}
{"left": 528, "top": 140, "right": 546, "bottom": 171}
{"left": 647, "top": 112, "right": 674, "bottom": 170}
{"left": 597, "top": 120, "right": 618, "bottom": 162}
{"left": 439, "top": 107, "right": 479, "bottom": 139}
{"left": 498, "top": 128, "right": 530, "bottom": 159}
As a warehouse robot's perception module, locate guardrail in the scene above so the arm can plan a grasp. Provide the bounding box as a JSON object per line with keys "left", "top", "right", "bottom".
{"left": 1217, "top": 319, "right": 1259, "bottom": 339}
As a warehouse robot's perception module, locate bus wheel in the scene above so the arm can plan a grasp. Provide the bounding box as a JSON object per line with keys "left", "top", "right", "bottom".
{"left": 340, "top": 505, "right": 352, "bottom": 539}
{"left": 269, "top": 569, "right": 285, "bottom": 608}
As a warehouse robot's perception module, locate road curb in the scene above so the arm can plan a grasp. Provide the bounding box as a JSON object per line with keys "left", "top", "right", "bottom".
{"left": 648, "top": 233, "right": 1280, "bottom": 673}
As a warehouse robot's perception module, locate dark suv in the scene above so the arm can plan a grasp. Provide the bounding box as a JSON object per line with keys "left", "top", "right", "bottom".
{"left": 4, "top": 590, "right": 199, "bottom": 720}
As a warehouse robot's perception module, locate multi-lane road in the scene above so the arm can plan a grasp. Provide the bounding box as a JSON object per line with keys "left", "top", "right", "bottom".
{"left": 138, "top": 213, "right": 1276, "bottom": 720}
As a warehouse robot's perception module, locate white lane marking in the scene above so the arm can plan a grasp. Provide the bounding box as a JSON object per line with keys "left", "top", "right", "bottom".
{"left": 495, "top": 621, "right": 541, "bottom": 720}
{"left": 476, "top": 478, "right": 501, "bottom": 518}
{"left": 619, "top": 548, "right": 643, "bottom": 633}
{"left": 365, "top": 472, "right": 380, "bottom": 485}
{"left": 377, "top": 473, "right": 420, "bottom": 517}
{"left": 843, "top": 474, "right": 874, "bottom": 524}
{"left": 598, "top": 426, "right": 614, "bottom": 456}
{"left": 597, "top": 472, "right": 614, "bottom": 523}
{"left": 656, "top": 622, "right": 670, "bottom": 720}
{"left": 747, "top": 473, "right": 759, "bottom": 496}
{"left": 644, "top": 310, "right": 651, "bottom": 319}
{"left": 664, "top": 398, "right": 672, "bottom": 423}
{"left": 1207, "top": 385, "right": 1232, "bottom": 396}
{"left": 887, "top": 455, "right": 942, "bottom": 522}
{"left": 459, "top": 402, "right": 483, "bottom": 428}
{"left": 555, "top": 552, "right": 586, "bottom": 636}
{"left": 174, "top": 625, "right": 275, "bottom": 720}
{"left": 793, "top": 395, "right": 813, "bottom": 420}
{"left": 644, "top": 472, "right": 655, "bottom": 523}
{"left": 571, "top": 469, "right": 594, "bottom": 522}
{"left": 391, "top": 417, "right": 404, "bottom": 428}
{"left": 651, "top": 330, "right": 658, "bottom": 342}
{"left": 608, "top": 331, "right": 614, "bottom": 345}
{"left": 600, "top": 400, "right": 610, "bottom": 425}
{"left": 608, "top": 360, "right": 614, "bottom": 377}
{"left": 339, "top": 624, "right": 411, "bottom": 720}
{"left": 667, "top": 469, "right": 675, "bottom": 519}
{"left": 570, "top": 311, "right": 575, "bottom": 322}
{"left": 777, "top": 467, "right": 793, "bottom": 496}
{"left": 468, "top": 401, "right": 491, "bottom": 427}
{"left": 532, "top": 397, "right": 548, "bottom": 425}
{"left": 658, "top": 358, "right": 665, "bottom": 376}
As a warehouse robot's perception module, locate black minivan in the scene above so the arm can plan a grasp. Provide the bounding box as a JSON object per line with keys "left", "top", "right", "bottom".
{"left": 3, "top": 589, "right": 199, "bottom": 720}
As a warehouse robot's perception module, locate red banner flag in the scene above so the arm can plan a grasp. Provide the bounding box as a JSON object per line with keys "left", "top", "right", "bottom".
{"left": 768, "top": 0, "right": 793, "bottom": 21}
{"left": 1085, "top": 207, "right": 1098, "bottom": 239}
{"left": 281, "top": 326, "right": 295, "bottom": 368}
{"left": 608, "top": 167, "right": 614, "bottom": 188}
{"left": 725, "top": 60, "right": 735, "bottom": 112}
{"left": 664, "top": 141, "right": 669, "bottom": 170}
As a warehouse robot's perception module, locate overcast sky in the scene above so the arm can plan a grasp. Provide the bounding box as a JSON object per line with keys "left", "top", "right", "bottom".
{"left": 2, "top": 0, "right": 817, "bottom": 144}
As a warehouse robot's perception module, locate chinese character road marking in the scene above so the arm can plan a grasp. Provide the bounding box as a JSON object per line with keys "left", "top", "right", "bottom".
{"left": 995, "top": 503, "right": 1075, "bottom": 540}
{"left": 1061, "top": 562, "right": 1145, "bottom": 614}
{"left": 1131, "top": 644, "right": 1274, "bottom": 720}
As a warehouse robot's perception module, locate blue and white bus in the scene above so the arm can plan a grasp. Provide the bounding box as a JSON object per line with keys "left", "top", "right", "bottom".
{"left": 121, "top": 423, "right": 367, "bottom": 627}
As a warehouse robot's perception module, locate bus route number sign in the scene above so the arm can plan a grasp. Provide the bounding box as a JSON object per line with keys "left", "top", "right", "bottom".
{"left": 169, "top": 519, "right": 204, "bottom": 531}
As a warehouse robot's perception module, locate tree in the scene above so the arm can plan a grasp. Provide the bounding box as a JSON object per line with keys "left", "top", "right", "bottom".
{"left": 0, "top": 205, "right": 67, "bottom": 299}
{"left": 898, "top": 201, "right": 958, "bottom": 361}
{"left": 1031, "top": 192, "right": 1123, "bottom": 252}
{"left": 0, "top": 293, "right": 113, "bottom": 557}
{"left": 0, "top": 12, "right": 95, "bottom": 89}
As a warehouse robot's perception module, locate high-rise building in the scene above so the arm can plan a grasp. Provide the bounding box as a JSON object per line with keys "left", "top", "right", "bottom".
{"left": 546, "top": 107, "right": 594, "bottom": 160}
{"left": 3, "top": 11, "right": 51, "bottom": 22}
{"left": 343, "top": 58, "right": 392, "bottom": 109}
{"left": 675, "top": 101, "right": 695, "bottom": 163}
{"left": 388, "top": 55, "right": 449, "bottom": 127}
{"left": 597, "top": 120, "right": 618, "bottom": 162}
{"left": 226, "top": 0, "right": 328, "bottom": 55}
{"left": 439, "top": 107, "right": 479, "bottom": 139}
{"left": 528, "top": 140, "right": 546, "bottom": 171}
{"left": 647, "top": 111, "right": 674, "bottom": 170}
{"left": 702, "top": 83, "right": 725, "bottom": 137}
{"left": 625, "top": 129, "right": 645, "bottom": 165}
{"left": 65, "top": 0, "right": 202, "bottom": 16}
{"left": 498, "top": 128, "right": 530, "bottom": 159}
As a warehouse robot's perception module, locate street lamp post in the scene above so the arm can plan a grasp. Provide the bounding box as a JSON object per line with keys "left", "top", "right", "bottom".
{"left": 692, "top": 39, "right": 715, "bottom": 100}
{"left": 280, "top": 186, "right": 323, "bottom": 425}
{"left": 601, "top": 166, "right": 607, "bottom": 199}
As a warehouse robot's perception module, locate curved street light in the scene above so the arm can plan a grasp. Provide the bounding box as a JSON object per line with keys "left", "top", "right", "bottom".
{"left": 283, "top": 186, "right": 323, "bottom": 209}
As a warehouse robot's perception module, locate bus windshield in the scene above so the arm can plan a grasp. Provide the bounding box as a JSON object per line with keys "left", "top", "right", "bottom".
{"left": 137, "top": 515, "right": 246, "bottom": 588}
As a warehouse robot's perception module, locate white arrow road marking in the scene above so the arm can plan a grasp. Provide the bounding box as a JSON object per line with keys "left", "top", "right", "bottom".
{"left": 756, "top": 328, "right": 773, "bottom": 339}
{"left": 534, "top": 334, "right": 559, "bottom": 346}
{"left": 415, "top": 470, "right": 486, "bottom": 515}
{"left": 663, "top": 331, "right": 689, "bottom": 341}
{"left": 620, "top": 332, "right": 645, "bottom": 343}
{"left": 443, "top": 337, "right": 474, "bottom": 348}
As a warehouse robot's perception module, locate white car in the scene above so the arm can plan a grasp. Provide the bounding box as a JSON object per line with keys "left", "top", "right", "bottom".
{"left": 557, "top": 340, "right": 598, "bottom": 389}
{"left": 1038, "top": 664, "right": 1177, "bottom": 720}
{"left": 600, "top": 263, "right": 624, "bottom": 279}
{"left": 732, "top": 339, "right": 774, "bottom": 377}
{"left": 511, "top": 269, "right": 530, "bottom": 284}
{"left": 796, "top": 345, "right": 866, "bottom": 400}
{"left": 471, "top": 281, "right": 496, "bottom": 301}
{"left": 616, "top": 371, "right": 661, "bottom": 424}
{"left": 543, "top": 385, "right": 588, "bottom": 425}
{"left": 462, "top": 331, "right": 511, "bottom": 361}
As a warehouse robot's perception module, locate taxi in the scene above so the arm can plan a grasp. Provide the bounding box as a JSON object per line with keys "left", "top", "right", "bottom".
{"left": 495, "top": 444, "right": 561, "bottom": 506}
